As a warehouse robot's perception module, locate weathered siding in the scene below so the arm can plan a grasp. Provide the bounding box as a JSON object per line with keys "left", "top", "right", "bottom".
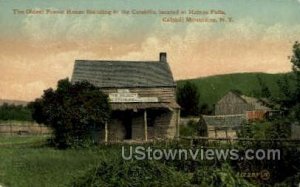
{"left": 215, "top": 92, "right": 252, "bottom": 115}
{"left": 132, "top": 110, "right": 178, "bottom": 140}
{"left": 291, "top": 124, "right": 300, "bottom": 139}
{"left": 203, "top": 114, "right": 246, "bottom": 127}
{"left": 132, "top": 114, "right": 144, "bottom": 140}
{"left": 154, "top": 111, "right": 177, "bottom": 139}
{"left": 102, "top": 87, "right": 176, "bottom": 103}
{"left": 108, "top": 119, "right": 126, "bottom": 141}
{"left": 99, "top": 109, "right": 178, "bottom": 142}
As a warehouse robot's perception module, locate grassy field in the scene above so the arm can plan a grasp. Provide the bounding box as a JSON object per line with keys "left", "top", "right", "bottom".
{"left": 0, "top": 135, "right": 120, "bottom": 187}
{"left": 177, "top": 72, "right": 294, "bottom": 106}
{"left": 0, "top": 134, "right": 298, "bottom": 186}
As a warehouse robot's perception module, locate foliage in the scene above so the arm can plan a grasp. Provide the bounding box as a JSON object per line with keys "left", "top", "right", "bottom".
{"left": 238, "top": 119, "right": 291, "bottom": 140}
{"left": 0, "top": 103, "right": 32, "bottom": 121}
{"left": 72, "top": 158, "right": 189, "bottom": 187}
{"left": 237, "top": 122, "right": 255, "bottom": 139}
{"left": 276, "top": 41, "right": 300, "bottom": 120}
{"left": 264, "top": 120, "right": 291, "bottom": 139}
{"left": 257, "top": 75, "right": 271, "bottom": 98}
{"left": 180, "top": 120, "right": 198, "bottom": 137}
{"left": 197, "top": 115, "right": 208, "bottom": 137}
{"left": 28, "top": 78, "right": 111, "bottom": 148}
{"left": 291, "top": 41, "right": 300, "bottom": 98}
{"left": 235, "top": 119, "right": 299, "bottom": 185}
{"left": 199, "top": 103, "right": 213, "bottom": 115}
{"left": 176, "top": 81, "right": 200, "bottom": 116}
{"left": 191, "top": 164, "right": 254, "bottom": 187}
{"left": 276, "top": 75, "right": 294, "bottom": 111}
{"left": 275, "top": 172, "right": 300, "bottom": 187}
{"left": 1, "top": 136, "right": 299, "bottom": 187}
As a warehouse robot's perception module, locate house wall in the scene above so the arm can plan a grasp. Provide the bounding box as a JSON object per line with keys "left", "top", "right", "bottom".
{"left": 96, "top": 87, "right": 179, "bottom": 142}
{"left": 215, "top": 92, "right": 253, "bottom": 115}
{"left": 99, "top": 109, "right": 178, "bottom": 142}
{"left": 291, "top": 124, "right": 300, "bottom": 139}
{"left": 154, "top": 110, "right": 178, "bottom": 139}
{"left": 127, "top": 109, "right": 178, "bottom": 140}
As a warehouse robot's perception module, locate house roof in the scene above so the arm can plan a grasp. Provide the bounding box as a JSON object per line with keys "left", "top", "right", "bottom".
{"left": 223, "top": 91, "right": 271, "bottom": 111}
{"left": 71, "top": 60, "right": 176, "bottom": 88}
{"left": 240, "top": 95, "right": 271, "bottom": 110}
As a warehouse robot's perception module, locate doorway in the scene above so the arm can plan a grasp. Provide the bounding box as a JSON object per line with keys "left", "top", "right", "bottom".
{"left": 121, "top": 111, "right": 132, "bottom": 139}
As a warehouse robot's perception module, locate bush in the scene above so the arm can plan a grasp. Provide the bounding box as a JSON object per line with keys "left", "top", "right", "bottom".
{"left": 191, "top": 164, "right": 254, "bottom": 187}
{"left": 72, "top": 158, "right": 190, "bottom": 187}
{"left": 197, "top": 115, "right": 208, "bottom": 137}
{"left": 180, "top": 120, "right": 198, "bottom": 137}
{"left": 29, "top": 79, "right": 111, "bottom": 148}
{"left": 265, "top": 119, "right": 291, "bottom": 139}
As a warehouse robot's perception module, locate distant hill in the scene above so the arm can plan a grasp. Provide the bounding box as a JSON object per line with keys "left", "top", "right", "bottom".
{"left": 0, "top": 99, "right": 29, "bottom": 106}
{"left": 176, "top": 72, "right": 294, "bottom": 106}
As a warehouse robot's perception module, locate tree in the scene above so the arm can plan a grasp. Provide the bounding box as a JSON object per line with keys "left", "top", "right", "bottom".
{"left": 291, "top": 41, "right": 300, "bottom": 99}
{"left": 257, "top": 75, "right": 271, "bottom": 98}
{"left": 276, "top": 75, "right": 293, "bottom": 111}
{"left": 176, "top": 81, "right": 200, "bottom": 116}
{"left": 0, "top": 103, "right": 32, "bottom": 121}
{"left": 197, "top": 115, "right": 208, "bottom": 137}
{"left": 29, "top": 78, "right": 111, "bottom": 148}
{"left": 276, "top": 41, "right": 300, "bottom": 120}
{"left": 290, "top": 41, "right": 300, "bottom": 120}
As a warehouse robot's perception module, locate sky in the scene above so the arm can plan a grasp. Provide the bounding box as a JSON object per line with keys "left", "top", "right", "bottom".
{"left": 0, "top": 0, "right": 300, "bottom": 101}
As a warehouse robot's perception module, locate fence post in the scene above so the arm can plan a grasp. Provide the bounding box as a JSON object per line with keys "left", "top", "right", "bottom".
{"left": 10, "top": 121, "right": 12, "bottom": 136}
{"left": 214, "top": 128, "right": 218, "bottom": 138}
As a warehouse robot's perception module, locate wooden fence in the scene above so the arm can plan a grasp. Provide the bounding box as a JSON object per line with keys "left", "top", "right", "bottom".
{"left": 0, "top": 121, "right": 51, "bottom": 135}
{"left": 180, "top": 136, "right": 300, "bottom": 147}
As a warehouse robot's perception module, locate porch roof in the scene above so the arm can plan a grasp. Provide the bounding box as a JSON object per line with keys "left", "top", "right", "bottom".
{"left": 110, "top": 102, "right": 180, "bottom": 111}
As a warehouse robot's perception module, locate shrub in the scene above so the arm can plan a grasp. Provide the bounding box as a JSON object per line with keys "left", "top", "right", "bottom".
{"left": 29, "top": 78, "right": 111, "bottom": 148}
{"left": 197, "top": 115, "right": 208, "bottom": 137}
{"left": 191, "top": 164, "right": 254, "bottom": 187}
{"left": 72, "top": 158, "right": 190, "bottom": 187}
{"left": 180, "top": 120, "right": 198, "bottom": 137}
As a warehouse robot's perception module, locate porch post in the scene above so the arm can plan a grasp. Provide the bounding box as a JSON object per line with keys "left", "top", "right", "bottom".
{"left": 144, "top": 110, "right": 148, "bottom": 141}
{"left": 176, "top": 109, "right": 181, "bottom": 138}
{"left": 105, "top": 121, "right": 108, "bottom": 143}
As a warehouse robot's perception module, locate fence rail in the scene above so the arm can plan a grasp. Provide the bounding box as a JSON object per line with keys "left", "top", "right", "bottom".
{"left": 0, "top": 121, "right": 51, "bottom": 135}
{"left": 180, "top": 136, "right": 300, "bottom": 142}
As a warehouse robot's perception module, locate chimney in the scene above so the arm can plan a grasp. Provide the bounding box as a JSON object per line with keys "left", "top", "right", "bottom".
{"left": 159, "top": 52, "right": 167, "bottom": 62}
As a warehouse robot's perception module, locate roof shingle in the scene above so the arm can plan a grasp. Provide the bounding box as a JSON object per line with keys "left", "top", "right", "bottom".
{"left": 71, "top": 60, "right": 176, "bottom": 88}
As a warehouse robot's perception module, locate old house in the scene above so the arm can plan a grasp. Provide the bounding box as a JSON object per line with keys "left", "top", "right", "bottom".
{"left": 71, "top": 52, "right": 180, "bottom": 142}
{"left": 215, "top": 91, "right": 272, "bottom": 120}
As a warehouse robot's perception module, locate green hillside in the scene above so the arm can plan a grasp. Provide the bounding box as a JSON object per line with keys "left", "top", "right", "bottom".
{"left": 177, "top": 72, "right": 294, "bottom": 107}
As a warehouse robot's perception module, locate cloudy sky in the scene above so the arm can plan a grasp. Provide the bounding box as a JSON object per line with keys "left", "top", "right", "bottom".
{"left": 0, "top": 0, "right": 300, "bottom": 101}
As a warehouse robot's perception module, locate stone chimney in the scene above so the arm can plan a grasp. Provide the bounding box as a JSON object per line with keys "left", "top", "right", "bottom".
{"left": 159, "top": 52, "right": 167, "bottom": 62}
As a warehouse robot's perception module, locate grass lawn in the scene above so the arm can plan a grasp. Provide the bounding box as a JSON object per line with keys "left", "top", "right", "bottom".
{"left": 0, "top": 135, "right": 121, "bottom": 187}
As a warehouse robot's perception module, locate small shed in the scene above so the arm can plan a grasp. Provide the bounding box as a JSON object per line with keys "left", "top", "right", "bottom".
{"left": 71, "top": 53, "right": 180, "bottom": 142}
{"left": 215, "top": 91, "right": 272, "bottom": 120}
